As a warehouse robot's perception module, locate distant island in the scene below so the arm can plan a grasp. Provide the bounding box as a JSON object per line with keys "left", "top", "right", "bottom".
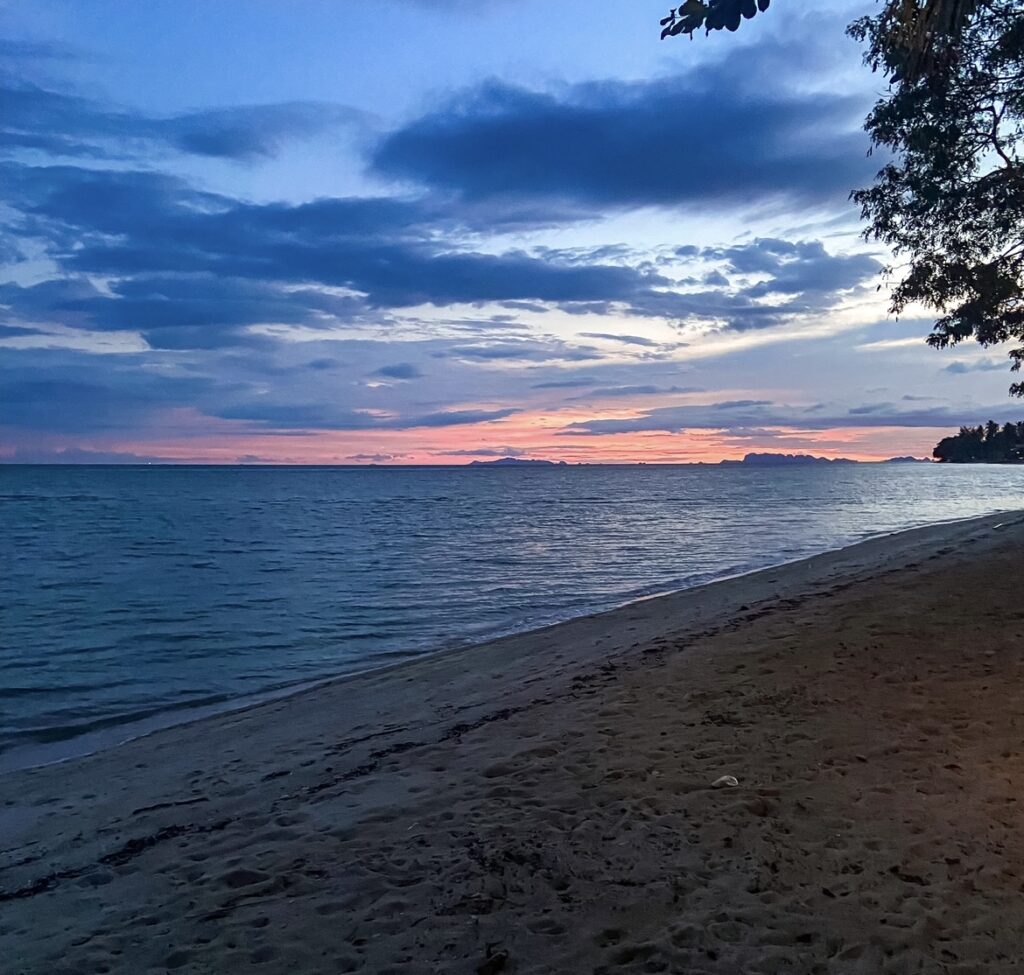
{"left": 721, "top": 453, "right": 859, "bottom": 466}
{"left": 465, "top": 453, "right": 940, "bottom": 467}
{"left": 468, "top": 457, "right": 568, "bottom": 467}
{"left": 933, "top": 422, "right": 1024, "bottom": 463}
{"left": 719, "top": 453, "right": 932, "bottom": 467}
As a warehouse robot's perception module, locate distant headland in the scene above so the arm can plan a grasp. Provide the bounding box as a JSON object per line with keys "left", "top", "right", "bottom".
{"left": 468, "top": 457, "right": 568, "bottom": 467}
{"left": 719, "top": 453, "right": 930, "bottom": 467}
{"left": 465, "top": 453, "right": 934, "bottom": 467}
{"left": 720, "top": 453, "right": 857, "bottom": 467}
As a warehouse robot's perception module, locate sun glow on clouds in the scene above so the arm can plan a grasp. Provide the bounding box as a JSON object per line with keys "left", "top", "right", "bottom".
{"left": 0, "top": 396, "right": 954, "bottom": 465}
{"left": 18, "top": 423, "right": 948, "bottom": 466}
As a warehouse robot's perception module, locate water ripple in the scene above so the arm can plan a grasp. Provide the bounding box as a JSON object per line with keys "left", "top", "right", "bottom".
{"left": 1, "top": 463, "right": 1022, "bottom": 755}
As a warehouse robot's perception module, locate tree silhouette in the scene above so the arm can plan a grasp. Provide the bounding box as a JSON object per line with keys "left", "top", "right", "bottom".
{"left": 852, "top": 0, "right": 1024, "bottom": 396}
{"left": 933, "top": 420, "right": 1024, "bottom": 461}
{"left": 661, "top": 0, "right": 977, "bottom": 82}
{"left": 662, "top": 1, "right": 1024, "bottom": 396}
{"left": 660, "top": 0, "right": 771, "bottom": 39}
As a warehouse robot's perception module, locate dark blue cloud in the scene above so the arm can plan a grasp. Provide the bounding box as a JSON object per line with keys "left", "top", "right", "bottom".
{"left": 709, "top": 239, "right": 882, "bottom": 296}
{"left": 627, "top": 238, "right": 881, "bottom": 331}
{"left": 712, "top": 399, "right": 774, "bottom": 410}
{"left": 0, "top": 53, "right": 893, "bottom": 446}
{"left": 217, "top": 400, "right": 520, "bottom": 430}
{"left": 577, "top": 384, "right": 701, "bottom": 398}
{"left": 1, "top": 274, "right": 360, "bottom": 332}
{"left": 0, "top": 279, "right": 350, "bottom": 353}
{"left": 0, "top": 378, "right": 154, "bottom": 432}
{"left": 2, "top": 160, "right": 881, "bottom": 350}
{"left": 848, "top": 402, "right": 893, "bottom": 415}
{"left": 563, "top": 401, "right": 1024, "bottom": 436}
{"left": 2, "top": 163, "right": 666, "bottom": 321}
{"left": 371, "top": 50, "right": 874, "bottom": 211}
{"left": 0, "top": 39, "right": 80, "bottom": 62}
{"left": 437, "top": 341, "right": 602, "bottom": 362}
{"left": 412, "top": 407, "right": 519, "bottom": 427}
{"left": 0, "top": 350, "right": 212, "bottom": 432}
{"left": 944, "top": 358, "right": 1006, "bottom": 374}
{"left": 1, "top": 339, "right": 534, "bottom": 442}
{"left": 1, "top": 82, "right": 362, "bottom": 161}
{"left": 579, "top": 332, "right": 661, "bottom": 347}
{"left": 374, "top": 363, "right": 423, "bottom": 379}
{"left": 530, "top": 377, "right": 599, "bottom": 389}
{"left": 0, "top": 446, "right": 170, "bottom": 464}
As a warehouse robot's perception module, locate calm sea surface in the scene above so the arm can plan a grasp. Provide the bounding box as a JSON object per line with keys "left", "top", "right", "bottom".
{"left": 2, "top": 463, "right": 1022, "bottom": 768}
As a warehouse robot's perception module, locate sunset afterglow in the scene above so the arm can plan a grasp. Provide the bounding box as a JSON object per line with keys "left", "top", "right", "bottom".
{"left": 2, "top": 0, "right": 1018, "bottom": 464}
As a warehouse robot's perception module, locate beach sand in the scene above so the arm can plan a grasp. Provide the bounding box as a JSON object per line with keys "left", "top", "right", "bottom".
{"left": 3, "top": 511, "right": 1024, "bottom": 974}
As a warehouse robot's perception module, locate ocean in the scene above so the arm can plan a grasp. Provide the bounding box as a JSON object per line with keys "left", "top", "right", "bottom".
{"left": 2, "top": 462, "right": 1021, "bottom": 770}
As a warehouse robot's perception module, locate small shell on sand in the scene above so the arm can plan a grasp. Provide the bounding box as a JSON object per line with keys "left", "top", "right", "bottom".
{"left": 712, "top": 774, "right": 739, "bottom": 788}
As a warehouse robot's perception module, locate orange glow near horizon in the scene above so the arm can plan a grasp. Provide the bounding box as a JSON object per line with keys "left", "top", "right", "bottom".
{"left": 1, "top": 406, "right": 948, "bottom": 464}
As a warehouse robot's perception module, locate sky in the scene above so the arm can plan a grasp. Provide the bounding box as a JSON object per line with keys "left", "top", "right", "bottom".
{"left": 1, "top": 0, "right": 1020, "bottom": 464}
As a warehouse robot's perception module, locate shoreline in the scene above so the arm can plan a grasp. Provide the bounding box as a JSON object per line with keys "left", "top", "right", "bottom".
{"left": 4, "top": 508, "right": 1024, "bottom": 973}
{"left": 2, "top": 507, "right": 1017, "bottom": 776}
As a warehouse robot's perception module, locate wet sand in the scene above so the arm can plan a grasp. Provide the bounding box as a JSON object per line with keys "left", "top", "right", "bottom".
{"left": 3, "top": 511, "right": 1024, "bottom": 974}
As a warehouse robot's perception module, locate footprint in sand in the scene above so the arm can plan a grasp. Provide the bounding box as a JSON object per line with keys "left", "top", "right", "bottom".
{"left": 221, "top": 868, "right": 270, "bottom": 888}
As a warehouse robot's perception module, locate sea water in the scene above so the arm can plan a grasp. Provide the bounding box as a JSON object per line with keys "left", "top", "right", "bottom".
{"left": 2, "top": 462, "right": 1022, "bottom": 768}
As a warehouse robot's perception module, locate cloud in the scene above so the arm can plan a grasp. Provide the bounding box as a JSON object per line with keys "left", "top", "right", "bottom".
{"left": 433, "top": 446, "right": 525, "bottom": 457}
{"left": 0, "top": 39, "right": 915, "bottom": 453}
{"left": 345, "top": 453, "right": 407, "bottom": 463}
{"left": 1, "top": 159, "right": 881, "bottom": 355}
{"left": 563, "top": 401, "right": 1024, "bottom": 436}
{"left": 944, "top": 358, "right": 1007, "bottom": 374}
{"left": 613, "top": 238, "right": 881, "bottom": 332}
{"left": 572, "top": 384, "right": 703, "bottom": 399}
{"left": 0, "top": 339, "right": 536, "bottom": 442}
{"left": 215, "top": 398, "right": 520, "bottom": 431}
{"left": 848, "top": 402, "right": 893, "bottom": 415}
{"left": 626, "top": 241, "right": 881, "bottom": 331}
{"left": 709, "top": 239, "right": 881, "bottom": 297}
{"left": 0, "top": 273, "right": 368, "bottom": 349}
{"left": 438, "top": 340, "right": 603, "bottom": 362}
{"left": 0, "top": 376, "right": 173, "bottom": 432}
{"left": 858, "top": 336, "right": 928, "bottom": 351}
{"left": 0, "top": 39, "right": 81, "bottom": 62}
{"left": 0, "top": 348, "right": 214, "bottom": 433}
{"left": 168, "top": 104, "right": 362, "bottom": 160}
{"left": 1, "top": 163, "right": 670, "bottom": 329}
{"left": 0, "top": 445, "right": 167, "bottom": 464}
{"left": 711, "top": 399, "right": 773, "bottom": 410}
{"left": 371, "top": 46, "right": 874, "bottom": 212}
{"left": 1, "top": 82, "right": 363, "bottom": 161}
{"left": 410, "top": 407, "right": 519, "bottom": 428}
{"left": 579, "top": 332, "right": 661, "bottom": 347}
{"left": 374, "top": 363, "right": 423, "bottom": 380}
{"left": 530, "top": 377, "right": 599, "bottom": 389}
{"left": 586, "top": 385, "right": 662, "bottom": 397}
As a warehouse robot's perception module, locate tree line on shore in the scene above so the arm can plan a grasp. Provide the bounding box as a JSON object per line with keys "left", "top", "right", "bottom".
{"left": 933, "top": 422, "right": 1024, "bottom": 462}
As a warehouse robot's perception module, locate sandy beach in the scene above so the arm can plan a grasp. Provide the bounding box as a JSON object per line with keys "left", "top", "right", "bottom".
{"left": 3, "top": 510, "right": 1024, "bottom": 974}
